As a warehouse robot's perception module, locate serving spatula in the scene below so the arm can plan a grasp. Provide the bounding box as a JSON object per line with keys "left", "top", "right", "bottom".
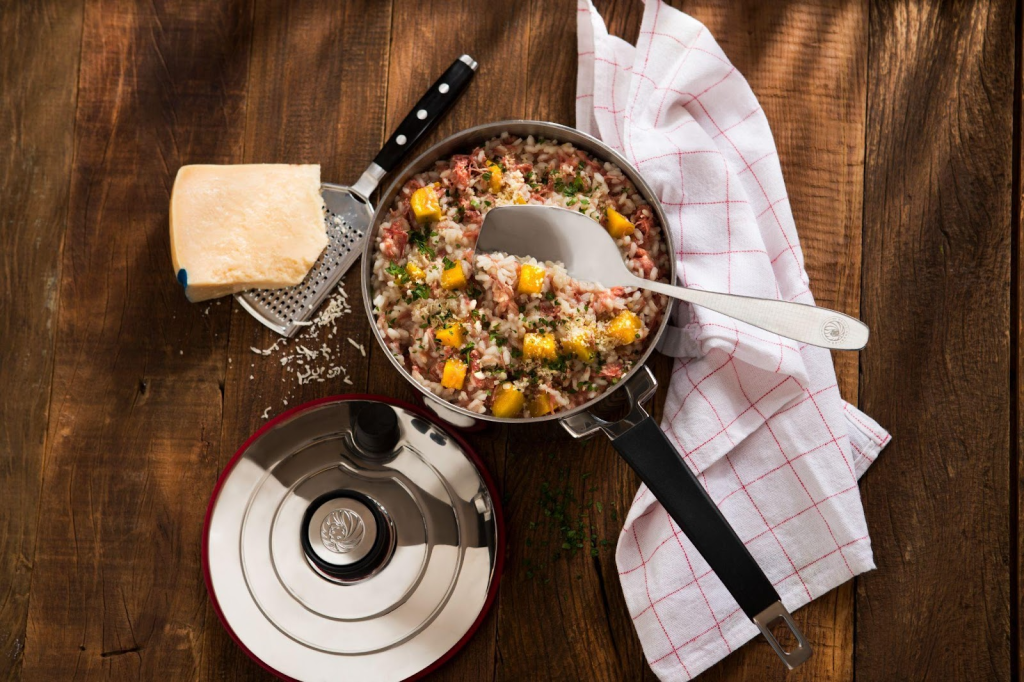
{"left": 236, "top": 55, "right": 477, "bottom": 337}
{"left": 476, "top": 205, "right": 869, "bottom": 350}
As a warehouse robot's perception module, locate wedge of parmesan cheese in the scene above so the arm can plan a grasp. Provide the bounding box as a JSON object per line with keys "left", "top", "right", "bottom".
{"left": 170, "top": 164, "right": 328, "bottom": 302}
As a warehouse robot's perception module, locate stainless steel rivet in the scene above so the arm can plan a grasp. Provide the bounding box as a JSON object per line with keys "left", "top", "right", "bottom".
{"left": 416, "top": 109, "right": 427, "bottom": 120}
{"left": 438, "top": 83, "right": 450, "bottom": 94}
{"left": 396, "top": 134, "right": 407, "bottom": 145}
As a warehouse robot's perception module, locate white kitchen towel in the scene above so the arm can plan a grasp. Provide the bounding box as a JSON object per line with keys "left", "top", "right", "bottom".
{"left": 576, "top": 1, "right": 890, "bottom": 679}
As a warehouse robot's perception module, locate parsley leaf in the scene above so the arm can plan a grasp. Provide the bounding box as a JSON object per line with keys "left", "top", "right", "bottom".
{"left": 385, "top": 261, "right": 408, "bottom": 282}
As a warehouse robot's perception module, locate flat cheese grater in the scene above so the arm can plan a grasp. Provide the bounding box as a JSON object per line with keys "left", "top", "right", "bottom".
{"left": 235, "top": 55, "right": 478, "bottom": 337}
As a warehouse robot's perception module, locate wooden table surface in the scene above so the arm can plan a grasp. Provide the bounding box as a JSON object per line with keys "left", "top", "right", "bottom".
{"left": 1, "top": 0, "right": 1016, "bottom": 679}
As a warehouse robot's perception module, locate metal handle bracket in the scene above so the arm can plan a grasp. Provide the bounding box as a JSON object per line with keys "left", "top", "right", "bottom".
{"left": 752, "top": 601, "right": 813, "bottom": 669}
{"left": 559, "top": 365, "right": 658, "bottom": 440}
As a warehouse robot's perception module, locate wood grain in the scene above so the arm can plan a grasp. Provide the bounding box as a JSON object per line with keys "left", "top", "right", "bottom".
{"left": 203, "top": 0, "right": 394, "bottom": 678}
{"left": 1018, "top": 2, "right": 1024, "bottom": 675}
{"left": 20, "top": 0, "right": 251, "bottom": 677}
{"left": 858, "top": 0, "right": 1015, "bottom": 680}
{"left": 0, "top": 1, "right": 84, "bottom": 678}
{"left": 372, "top": 1, "right": 533, "bottom": 677}
{"left": 1, "top": 0, "right": 1018, "bottom": 680}
{"left": 480, "top": 4, "right": 653, "bottom": 679}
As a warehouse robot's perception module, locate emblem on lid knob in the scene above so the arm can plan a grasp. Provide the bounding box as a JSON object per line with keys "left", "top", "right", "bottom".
{"left": 320, "top": 508, "right": 366, "bottom": 554}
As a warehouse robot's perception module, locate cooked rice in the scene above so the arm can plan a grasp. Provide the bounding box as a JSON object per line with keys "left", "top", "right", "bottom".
{"left": 370, "top": 133, "right": 668, "bottom": 418}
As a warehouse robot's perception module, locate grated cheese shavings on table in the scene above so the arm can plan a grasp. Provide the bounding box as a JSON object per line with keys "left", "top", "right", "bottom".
{"left": 247, "top": 288, "right": 359, "bottom": 416}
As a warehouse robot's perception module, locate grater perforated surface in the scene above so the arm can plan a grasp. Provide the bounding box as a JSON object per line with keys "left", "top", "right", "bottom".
{"left": 236, "top": 184, "right": 373, "bottom": 337}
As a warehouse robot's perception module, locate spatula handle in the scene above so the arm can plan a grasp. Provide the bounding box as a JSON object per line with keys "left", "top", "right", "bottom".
{"left": 373, "top": 55, "right": 477, "bottom": 173}
{"left": 640, "top": 278, "right": 869, "bottom": 350}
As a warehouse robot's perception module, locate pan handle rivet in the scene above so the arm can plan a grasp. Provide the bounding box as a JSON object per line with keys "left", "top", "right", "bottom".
{"left": 396, "top": 134, "right": 407, "bottom": 145}
{"left": 416, "top": 109, "right": 427, "bottom": 120}
{"left": 438, "top": 83, "right": 449, "bottom": 94}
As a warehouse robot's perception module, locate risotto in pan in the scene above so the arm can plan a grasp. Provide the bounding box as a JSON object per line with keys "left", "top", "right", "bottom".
{"left": 370, "top": 134, "right": 669, "bottom": 418}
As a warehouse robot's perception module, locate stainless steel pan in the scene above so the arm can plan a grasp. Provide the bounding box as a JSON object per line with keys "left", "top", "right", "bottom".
{"left": 361, "top": 120, "right": 812, "bottom": 669}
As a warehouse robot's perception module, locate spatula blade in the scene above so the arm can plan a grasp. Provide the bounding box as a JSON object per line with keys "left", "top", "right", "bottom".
{"left": 475, "top": 205, "right": 631, "bottom": 287}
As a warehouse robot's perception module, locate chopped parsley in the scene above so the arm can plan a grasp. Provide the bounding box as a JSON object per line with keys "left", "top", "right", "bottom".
{"left": 546, "top": 356, "right": 568, "bottom": 372}
{"left": 409, "top": 229, "right": 436, "bottom": 258}
{"left": 554, "top": 174, "right": 586, "bottom": 197}
{"left": 385, "top": 261, "right": 407, "bottom": 282}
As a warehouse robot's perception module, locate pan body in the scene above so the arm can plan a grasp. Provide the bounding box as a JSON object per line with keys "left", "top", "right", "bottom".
{"left": 360, "top": 120, "right": 675, "bottom": 426}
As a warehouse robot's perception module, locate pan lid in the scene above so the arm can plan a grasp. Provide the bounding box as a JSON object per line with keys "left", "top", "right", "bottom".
{"left": 203, "top": 395, "right": 503, "bottom": 682}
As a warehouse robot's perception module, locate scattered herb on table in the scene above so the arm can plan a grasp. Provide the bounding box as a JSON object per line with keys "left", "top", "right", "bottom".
{"left": 519, "top": 464, "right": 619, "bottom": 581}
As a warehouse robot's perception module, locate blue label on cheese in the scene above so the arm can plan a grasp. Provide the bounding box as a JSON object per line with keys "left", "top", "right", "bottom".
{"left": 177, "top": 268, "right": 188, "bottom": 288}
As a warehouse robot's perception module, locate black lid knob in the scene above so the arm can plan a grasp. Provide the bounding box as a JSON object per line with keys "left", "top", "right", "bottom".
{"left": 354, "top": 403, "right": 400, "bottom": 454}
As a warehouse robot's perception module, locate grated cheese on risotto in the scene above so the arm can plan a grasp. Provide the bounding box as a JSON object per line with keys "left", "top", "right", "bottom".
{"left": 371, "top": 134, "right": 668, "bottom": 418}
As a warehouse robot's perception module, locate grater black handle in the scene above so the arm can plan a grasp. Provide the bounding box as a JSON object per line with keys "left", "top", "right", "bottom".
{"left": 372, "top": 55, "right": 477, "bottom": 173}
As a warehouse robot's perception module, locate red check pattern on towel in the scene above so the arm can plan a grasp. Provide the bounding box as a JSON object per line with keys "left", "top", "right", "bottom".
{"left": 576, "top": 1, "right": 890, "bottom": 679}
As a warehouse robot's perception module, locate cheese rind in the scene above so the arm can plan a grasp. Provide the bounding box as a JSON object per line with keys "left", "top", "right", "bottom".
{"left": 170, "top": 164, "right": 328, "bottom": 302}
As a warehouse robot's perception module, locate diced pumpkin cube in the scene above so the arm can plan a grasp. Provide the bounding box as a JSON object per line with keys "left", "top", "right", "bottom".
{"left": 514, "top": 194, "right": 528, "bottom": 205}
{"left": 491, "top": 384, "right": 525, "bottom": 418}
{"left": 485, "top": 162, "right": 503, "bottom": 193}
{"left": 561, "top": 328, "right": 594, "bottom": 361}
{"left": 523, "top": 332, "right": 557, "bottom": 360}
{"left": 411, "top": 186, "right": 442, "bottom": 224}
{"left": 606, "top": 310, "right": 642, "bottom": 345}
{"left": 517, "top": 264, "right": 545, "bottom": 295}
{"left": 441, "top": 261, "right": 467, "bottom": 289}
{"left": 405, "top": 262, "right": 426, "bottom": 280}
{"left": 436, "top": 324, "right": 464, "bottom": 348}
{"left": 441, "top": 358, "right": 467, "bottom": 390}
{"left": 605, "top": 207, "right": 634, "bottom": 238}
{"left": 528, "top": 393, "right": 553, "bottom": 417}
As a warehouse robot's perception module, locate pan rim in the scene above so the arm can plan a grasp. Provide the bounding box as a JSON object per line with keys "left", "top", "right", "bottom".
{"left": 360, "top": 119, "right": 676, "bottom": 425}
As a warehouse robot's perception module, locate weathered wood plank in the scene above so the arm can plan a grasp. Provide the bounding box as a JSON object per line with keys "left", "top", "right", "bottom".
{"left": 1018, "top": 9, "right": 1024, "bottom": 677}
{"left": 676, "top": 1, "right": 868, "bottom": 679}
{"left": 372, "top": 1, "right": 532, "bottom": 678}
{"left": 202, "top": 0, "right": 394, "bottom": 678}
{"left": 21, "top": 0, "right": 252, "bottom": 678}
{"left": 858, "top": 0, "right": 1014, "bottom": 679}
{"left": 479, "top": 3, "right": 653, "bottom": 679}
{"left": 0, "top": 1, "right": 84, "bottom": 677}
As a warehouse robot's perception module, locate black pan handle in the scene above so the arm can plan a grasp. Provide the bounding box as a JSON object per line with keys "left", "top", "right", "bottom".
{"left": 373, "top": 55, "right": 477, "bottom": 173}
{"left": 611, "top": 416, "right": 780, "bottom": 618}
{"left": 560, "top": 365, "right": 812, "bottom": 669}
